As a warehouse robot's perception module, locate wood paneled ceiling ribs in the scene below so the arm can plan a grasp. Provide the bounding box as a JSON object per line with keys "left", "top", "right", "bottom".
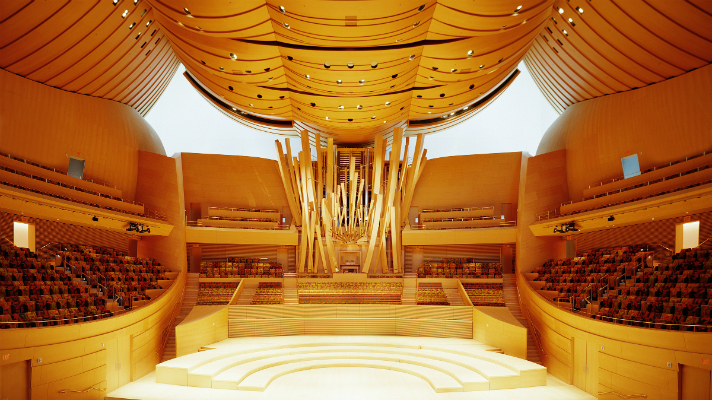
{"left": 145, "top": 0, "right": 554, "bottom": 144}
{"left": 524, "top": 0, "right": 712, "bottom": 114}
{"left": 0, "top": 0, "right": 180, "bottom": 116}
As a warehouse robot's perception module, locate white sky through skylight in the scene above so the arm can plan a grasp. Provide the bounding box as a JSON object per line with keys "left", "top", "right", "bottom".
{"left": 146, "top": 62, "right": 559, "bottom": 160}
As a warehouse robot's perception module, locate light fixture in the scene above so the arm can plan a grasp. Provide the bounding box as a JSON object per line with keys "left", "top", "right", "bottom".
{"left": 304, "top": 74, "right": 310, "bottom": 79}
{"left": 347, "top": 62, "right": 354, "bottom": 68}
{"left": 324, "top": 63, "right": 330, "bottom": 68}
{"left": 558, "top": 7, "right": 564, "bottom": 14}
{"left": 359, "top": 79, "right": 365, "bottom": 85}
{"left": 608, "top": 216, "right": 615, "bottom": 221}
{"left": 576, "top": 6, "right": 583, "bottom": 14}
{"left": 129, "top": 22, "right": 135, "bottom": 29}
{"left": 515, "top": 5, "right": 522, "bottom": 12}
{"left": 409, "top": 55, "right": 415, "bottom": 60}
{"left": 230, "top": 53, "right": 237, "bottom": 60}
{"left": 336, "top": 79, "right": 342, "bottom": 84}
{"left": 146, "top": 20, "right": 151, "bottom": 27}
{"left": 563, "top": 29, "right": 568, "bottom": 36}
{"left": 183, "top": 7, "right": 191, "bottom": 15}
{"left": 413, "top": 21, "right": 420, "bottom": 27}
{"left": 371, "top": 116, "right": 376, "bottom": 119}
{"left": 385, "top": 101, "right": 391, "bottom": 106}
{"left": 325, "top": 116, "right": 330, "bottom": 120}
{"left": 122, "top": 10, "right": 129, "bottom": 18}
{"left": 283, "top": 22, "right": 290, "bottom": 29}
{"left": 113, "top": 0, "right": 119, "bottom": 4}
{"left": 92, "top": 216, "right": 99, "bottom": 222}
{"left": 418, "top": 4, "right": 425, "bottom": 11}
{"left": 338, "top": 105, "right": 344, "bottom": 110}
{"left": 279, "top": 5, "right": 286, "bottom": 13}
{"left": 356, "top": 105, "right": 362, "bottom": 109}
{"left": 467, "top": 50, "right": 473, "bottom": 57}
{"left": 371, "top": 62, "right": 378, "bottom": 68}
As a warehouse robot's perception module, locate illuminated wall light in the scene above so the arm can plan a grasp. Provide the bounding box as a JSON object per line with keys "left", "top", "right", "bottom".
{"left": 568, "top": 18, "right": 576, "bottom": 26}
{"left": 515, "top": 5, "right": 522, "bottom": 12}
{"left": 113, "top": 0, "right": 119, "bottom": 5}
{"left": 562, "top": 29, "right": 568, "bottom": 36}
{"left": 133, "top": 0, "right": 138, "bottom": 4}
{"left": 558, "top": 7, "right": 564, "bottom": 14}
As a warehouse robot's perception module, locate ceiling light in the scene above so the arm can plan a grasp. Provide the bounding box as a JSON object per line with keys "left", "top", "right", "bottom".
{"left": 310, "top": 102, "right": 315, "bottom": 106}
{"left": 479, "top": 64, "right": 485, "bottom": 68}
{"left": 231, "top": 107, "right": 236, "bottom": 111}
{"left": 249, "top": 103, "right": 253, "bottom": 107}
{"left": 439, "top": 93, "right": 445, "bottom": 97}
{"left": 608, "top": 216, "right": 615, "bottom": 221}
{"left": 383, "top": 121, "right": 387, "bottom": 123}
{"left": 129, "top": 22, "right": 135, "bottom": 29}
{"left": 467, "top": 50, "right": 473, "bottom": 57}
{"left": 279, "top": 5, "right": 286, "bottom": 13}
{"left": 558, "top": 7, "right": 564, "bottom": 13}
{"left": 418, "top": 4, "right": 425, "bottom": 11}
{"left": 451, "top": 68, "right": 457, "bottom": 73}
{"left": 134, "top": 0, "right": 138, "bottom": 4}
{"left": 146, "top": 20, "right": 151, "bottom": 27}
{"left": 469, "top": 84, "right": 475, "bottom": 89}
{"left": 450, "top": 112, "right": 455, "bottom": 116}
{"left": 183, "top": 7, "right": 191, "bottom": 15}
{"left": 219, "top": 67, "right": 224, "bottom": 71}
{"left": 228, "top": 86, "right": 233, "bottom": 90}
{"left": 324, "top": 63, "right": 330, "bottom": 68}
{"left": 230, "top": 53, "right": 237, "bottom": 60}
{"left": 113, "top": 0, "right": 118, "bottom": 4}
{"left": 347, "top": 62, "right": 354, "bottom": 68}
{"left": 336, "top": 79, "right": 342, "bottom": 84}
{"left": 359, "top": 79, "right": 365, "bottom": 85}
{"left": 563, "top": 29, "right": 568, "bottom": 35}
{"left": 257, "top": 94, "right": 262, "bottom": 98}
{"left": 576, "top": 6, "right": 583, "bottom": 14}
{"left": 371, "top": 116, "right": 376, "bottom": 119}
{"left": 569, "top": 18, "right": 576, "bottom": 26}
{"left": 92, "top": 216, "right": 99, "bottom": 222}
{"left": 338, "top": 105, "right": 344, "bottom": 110}
{"left": 391, "top": 74, "right": 398, "bottom": 78}
{"left": 463, "top": 106, "right": 468, "bottom": 110}
{"left": 304, "top": 74, "right": 310, "bottom": 79}
{"left": 122, "top": 10, "right": 129, "bottom": 18}
{"left": 409, "top": 55, "right": 415, "bottom": 60}
{"left": 515, "top": 5, "right": 522, "bottom": 12}
{"left": 356, "top": 105, "right": 362, "bottom": 109}
{"left": 413, "top": 21, "right": 420, "bottom": 27}
{"left": 325, "top": 116, "right": 330, "bottom": 120}
{"left": 385, "top": 101, "right": 391, "bottom": 106}
{"left": 283, "top": 23, "right": 290, "bottom": 29}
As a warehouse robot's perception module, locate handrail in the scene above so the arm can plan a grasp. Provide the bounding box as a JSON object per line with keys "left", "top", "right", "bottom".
{"left": 58, "top": 387, "right": 106, "bottom": 393}
{"left": 598, "top": 390, "right": 647, "bottom": 398}
{"left": 1, "top": 236, "right": 14, "bottom": 246}
{"left": 156, "top": 274, "right": 186, "bottom": 359}
{"left": 1, "top": 311, "right": 117, "bottom": 327}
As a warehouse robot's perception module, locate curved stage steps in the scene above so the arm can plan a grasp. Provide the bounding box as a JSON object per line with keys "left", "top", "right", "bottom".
{"left": 155, "top": 336, "right": 546, "bottom": 393}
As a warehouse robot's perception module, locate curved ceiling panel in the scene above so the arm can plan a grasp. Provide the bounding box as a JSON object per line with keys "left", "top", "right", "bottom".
{"left": 0, "top": 0, "right": 181, "bottom": 116}
{"left": 148, "top": 0, "right": 554, "bottom": 144}
{"left": 523, "top": 0, "right": 712, "bottom": 114}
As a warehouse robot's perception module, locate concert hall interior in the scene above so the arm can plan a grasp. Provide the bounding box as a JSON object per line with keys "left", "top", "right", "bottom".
{"left": 1, "top": 1, "right": 711, "bottom": 399}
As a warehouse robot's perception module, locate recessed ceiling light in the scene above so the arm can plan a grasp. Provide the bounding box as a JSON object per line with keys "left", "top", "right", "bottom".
{"left": 287, "top": 56, "right": 293, "bottom": 61}
{"left": 183, "top": 7, "right": 191, "bottom": 15}
{"left": 467, "top": 50, "right": 473, "bottom": 57}
{"left": 348, "top": 62, "right": 354, "bottom": 68}
{"left": 391, "top": 74, "right": 398, "bottom": 79}
{"left": 249, "top": 103, "right": 253, "bottom": 107}
{"left": 479, "top": 64, "right": 485, "bottom": 68}
{"left": 371, "top": 116, "right": 376, "bottom": 119}
{"left": 113, "top": 0, "right": 118, "bottom": 4}
{"left": 413, "top": 21, "right": 420, "bottom": 27}
{"left": 563, "top": 29, "right": 568, "bottom": 35}
{"left": 450, "top": 68, "right": 457, "bottom": 73}
{"left": 463, "top": 106, "right": 468, "bottom": 110}
{"left": 359, "top": 79, "right": 365, "bottom": 85}
{"left": 418, "top": 4, "right": 425, "bottom": 11}
{"left": 371, "top": 62, "right": 378, "bottom": 68}
{"left": 439, "top": 93, "right": 445, "bottom": 97}
{"left": 230, "top": 53, "right": 237, "bottom": 60}
{"left": 336, "top": 79, "right": 342, "bottom": 84}
{"left": 324, "top": 63, "right": 330, "bottom": 68}
{"left": 146, "top": 20, "right": 151, "bottom": 27}
{"left": 385, "top": 101, "right": 391, "bottom": 106}
{"left": 576, "top": 6, "right": 583, "bottom": 14}
{"left": 257, "top": 94, "right": 262, "bottom": 98}
{"left": 338, "top": 105, "right": 344, "bottom": 110}
{"left": 469, "top": 84, "right": 474, "bottom": 89}
{"left": 356, "top": 105, "right": 362, "bottom": 109}
{"left": 325, "top": 116, "right": 330, "bottom": 120}
{"left": 284, "top": 23, "right": 290, "bottom": 29}
{"left": 279, "top": 5, "right": 286, "bottom": 13}
{"left": 122, "top": 10, "right": 129, "bottom": 18}
{"left": 558, "top": 7, "right": 564, "bottom": 14}
{"left": 310, "top": 102, "right": 316, "bottom": 106}
{"left": 409, "top": 55, "right": 415, "bottom": 60}
{"left": 228, "top": 86, "right": 233, "bottom": 90}
{"left": 129, "top": 22, "right": 135, "bottom": 29}
{"left": 515, "top": 5, "right": 522, "bottom": 12}
{"left": 219, "top": 67, "right": 224, "bottom": 71}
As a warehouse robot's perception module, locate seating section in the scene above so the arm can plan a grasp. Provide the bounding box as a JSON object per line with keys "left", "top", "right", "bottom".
{"left": 196, "top": 207, "right": 281, "bottom": 230}
{"left": 417, "top": 283, "right": 449, "bottom": 306}
{"left": 532, "top": 245, "right": 712, "bottom": 331}
{"left": 417, "top": 259, "right": 502, "bottom": 278}
{"left": 417, "top": 206, "right": 510, "bottom": 230}
{"left": 200, "top": 259, "right": 283, "bottom": 278}
{"left": 463, "top": 283, "right": 505, "bottom": 306}
{"left": 197, "top": 282, "right": 239, "bottom": 305}
{"left": 59, "top": 244, "right": 171, "bottom": 309}
{"left": 0, "top": 245, "right": 111, "bottom": 328}
{"left": 297, "top": 282, "right": 402, "bottom": 304}
{"left": 251, "top": 282, "right": 283, "bottom": 305}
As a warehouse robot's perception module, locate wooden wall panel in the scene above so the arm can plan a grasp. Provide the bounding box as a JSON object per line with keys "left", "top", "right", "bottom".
{"left": 537, "top": 64, "right": 712, "bottom": 202}
{"left": 181, "top": 153, "right": 288, "bottom": 210}
{"left": 411, "top": 153, "right": 523, "bottom": 219}
{"left": 135, "top": 152, "right": 187, "bottom": 272}
{"left": 0, "top": 70, "right": 166, "bottom": 202}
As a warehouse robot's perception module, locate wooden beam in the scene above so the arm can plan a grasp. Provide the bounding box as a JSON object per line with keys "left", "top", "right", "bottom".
{"left": 274, "top": 141, "right": 302, "bottom": 224}
{"left": 401, "top": 133, "right": 425, "bottom": 225}
{"left": 321, "top": 198, "right": 339, "bottom": 272}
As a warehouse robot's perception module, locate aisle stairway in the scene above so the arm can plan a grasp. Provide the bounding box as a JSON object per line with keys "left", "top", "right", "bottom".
{"left": 401, "top": 275, "right": 417, "bottom": 305}
{"left": 502, "top": 274, "right": 542, "bottom": 364}
{"left": 283, "top": 273, "right": 298, "bottom": 304}
{"left": 236, "top": 287, "right": 257, "bottom": 305}
{"left": 444, "top": 287, "right": 465, "bottom": 306}
{"left": 161, "top": 273, "right": 199, "bottom": 362}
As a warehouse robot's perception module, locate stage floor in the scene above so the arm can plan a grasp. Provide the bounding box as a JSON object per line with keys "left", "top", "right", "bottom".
{"left": 107, "top": 336, "right": 595, "bottom": 400}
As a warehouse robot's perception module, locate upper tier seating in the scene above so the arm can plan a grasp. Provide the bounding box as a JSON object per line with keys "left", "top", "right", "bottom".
{"left": 251, "top": 282, "right": 283, "bottom": 305}
{"left": 59, "top": 243, "right": 171, "bottom": 309}
{"left": 532, "top": 245, "right": 712, "bottom": 331}
{"left": 195, "top": 207, "right": 281, "bottom": 230}
{"left": 200, "top": 259, "right": 283, "bottom": 278}
{"left": 417, "top": 207, "right": 512, "bottom": 230}
{"left": 297, "top": 282, "right": 402, "bottom": 304}
{"left": 416, "top": 283, "right": 449, "bottom": 306}
{"left": 197, "top": 282, "right": 239, "bottom": 305}
{"left": 462, "top": 283, "right": 505, "bottom": 306}
{"left": 0, "top": 245, "right": 111, "bottom": 328}
{"left": 417, "top": 259, "right": 502, "bottom": 279}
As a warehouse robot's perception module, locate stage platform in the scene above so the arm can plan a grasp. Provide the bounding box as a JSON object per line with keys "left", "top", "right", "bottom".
{"left": 106, "top": 336, "right": 594, "bottom": 400}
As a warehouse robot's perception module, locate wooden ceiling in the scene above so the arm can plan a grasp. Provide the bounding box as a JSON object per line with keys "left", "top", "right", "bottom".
{"left": 0, "top": 0, "right": 180, "bottom": 116}
{"left": 524, "top": 0, "right": 712, "bottom": 114}
{"left": 145, "top": 0, "right": 553, "bottom": 143}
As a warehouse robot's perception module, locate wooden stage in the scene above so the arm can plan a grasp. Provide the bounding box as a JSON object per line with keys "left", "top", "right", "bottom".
{"left": 106, "top": 336, "right": 594, "bottom": 400}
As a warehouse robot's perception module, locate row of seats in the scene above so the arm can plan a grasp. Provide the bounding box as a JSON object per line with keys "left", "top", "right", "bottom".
{"left": 1, "top": 245, "right": 112, "bottom": 328}
{"left": 562, "top": 176, "right": 712, "bottom": 217}
{"left": 297, "top": 282, "right": 402, "bottom": 304}
{"left": 462, "top": 283, "right": 505, "bottom": 307}
{"left": 0, "top": 152, "right": 114, "bottom": 192}
{"left": 416, "top": 283, "right": 449, "bottom": 306}
{"left": 197, "top": 282, "right": 239, "bottom": 305}
{"left": 533, "top": 245, "right": 712, "bottom": 331}
{"left": 200, "top": 260, "right": 283, "bottom": 278}
{"left": 421, "top": 216, "right": 496, "bottom": 223}
{"left": 251, "top": 282, "right": 283, "bottom": 305}
{"left": 417, "top": 260, "right": 502, "bottom": 279}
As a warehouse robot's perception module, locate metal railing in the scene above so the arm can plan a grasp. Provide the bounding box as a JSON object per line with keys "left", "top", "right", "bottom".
{"left": 598, "top": 391, "right": 648, "bottom": 398}
{"left": 156, "top": 275, "right": 186, "bottom": 360}
{"left": 58, "top": 387, "right": 106, "bottom": 393}
{"left": 420, "top": 206, "right": 495, "bottom": 213}
{"left": 187, "top": 220, "right": 290, "bottom": 230}
{"left": 0, "top": 151, "right": 117, "bottom": 189}
{"left": 410, "top": 221, "right": 516, "bottom": 230}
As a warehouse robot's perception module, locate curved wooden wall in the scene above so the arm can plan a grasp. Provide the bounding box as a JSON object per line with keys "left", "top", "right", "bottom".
{"left": 0, "top": 69, "right": 166, "bottom": 202}
{"left": 0, "top": 0, "right": 180, "bottom": 116}
{"left": 146, "top": 0, "right": 554, "bottom": 143}
{"left": 536, "top": 63, "right": 712, "bottom": 202}
{"left": 523, "top": 0, "right": 712, "bottom": 113}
